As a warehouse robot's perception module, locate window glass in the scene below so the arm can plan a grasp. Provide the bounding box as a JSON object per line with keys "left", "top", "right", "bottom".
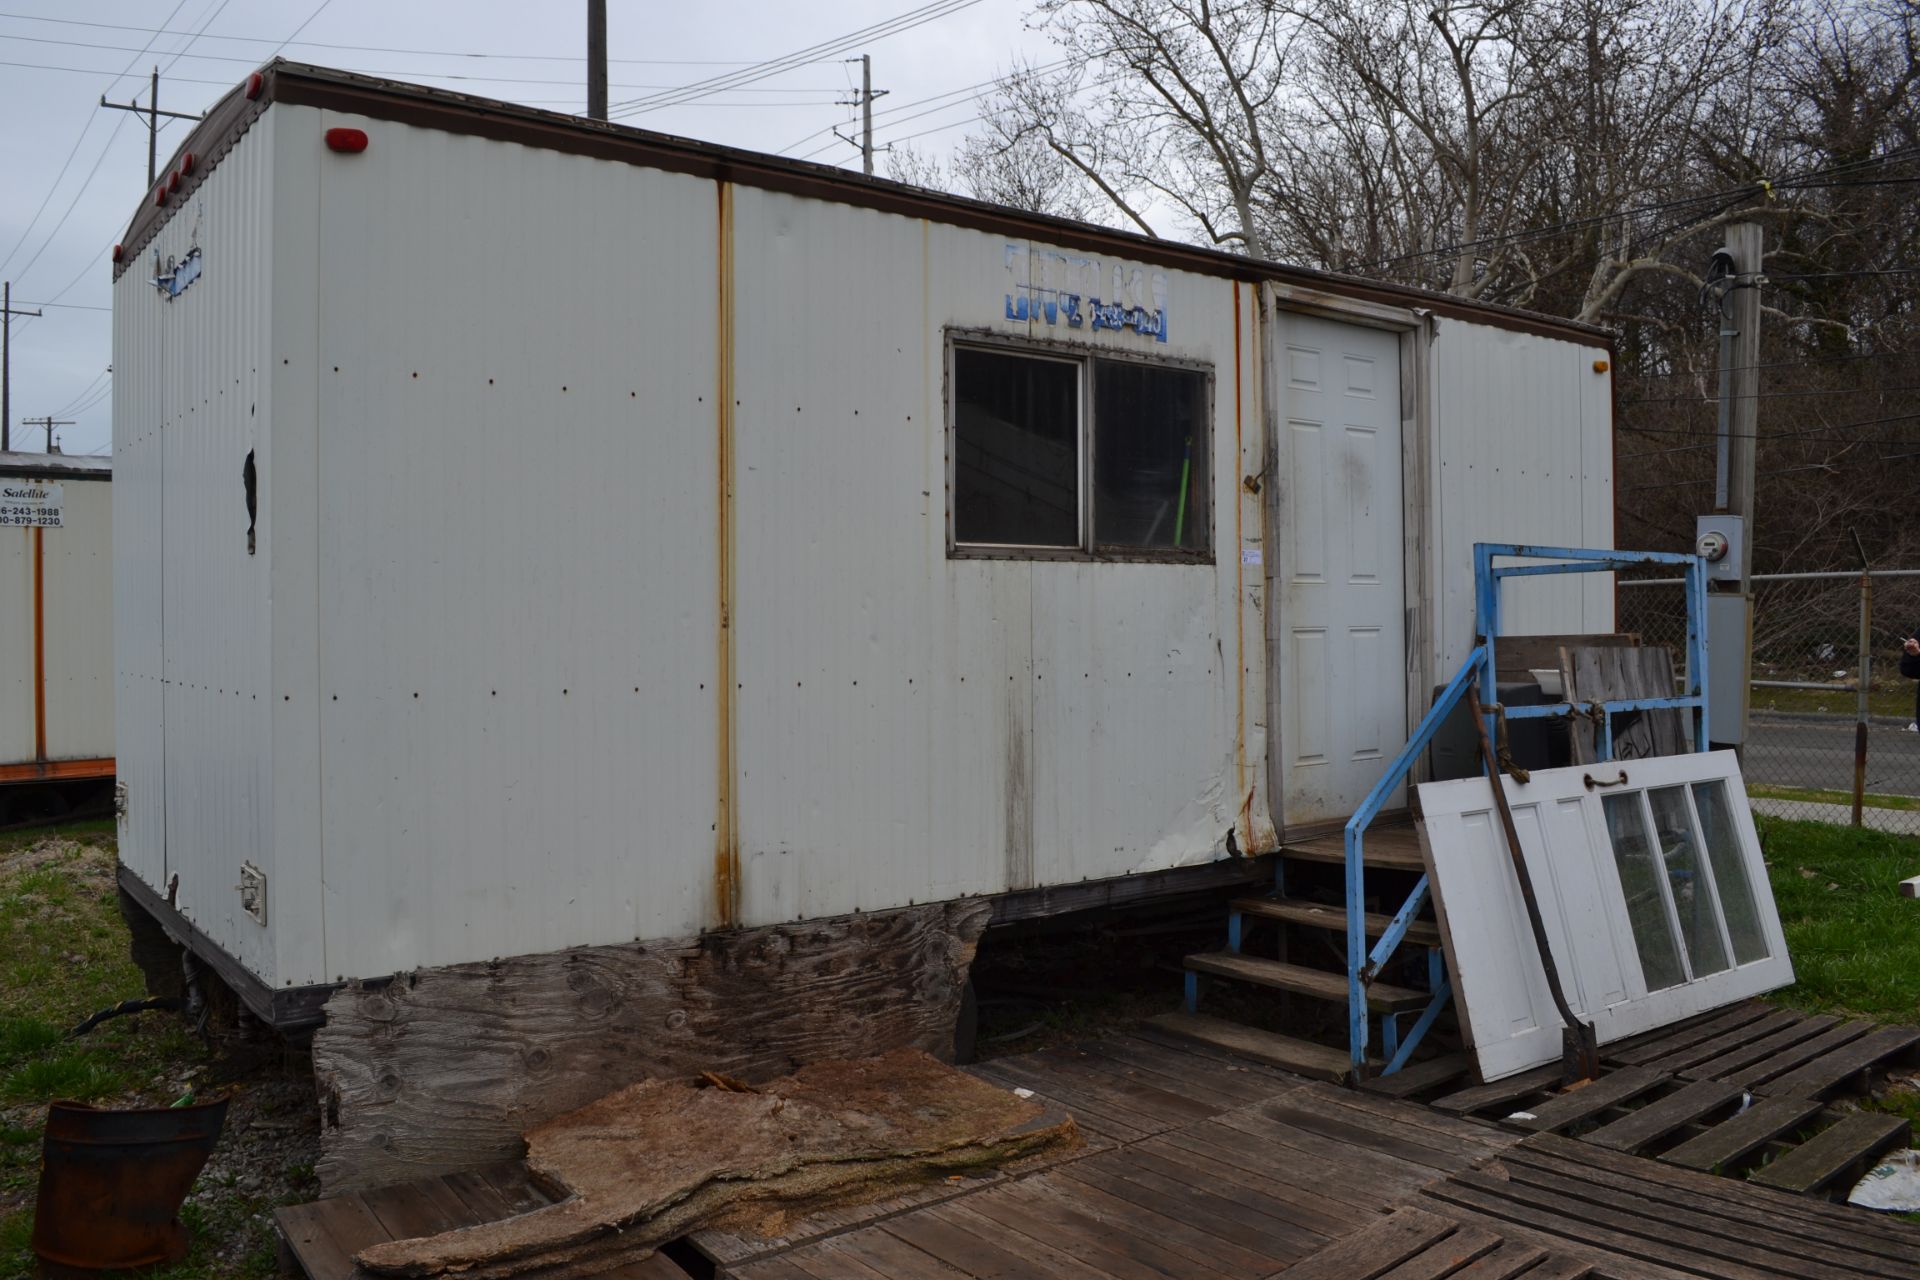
{"left": 1692, "top": 781, "right": 1770, "bottom": 965}
{"left": 1092, "top": 360, "right": 1209, "bottom": 551}
{"left": 1602, "top": 793, "right": 1687, "bottom": 991}
{"left": 1647, "top": 787, "right": 1731, "bottom": 978}
{"left": 953, "top": 348, "right": 1080, "bottom": 546}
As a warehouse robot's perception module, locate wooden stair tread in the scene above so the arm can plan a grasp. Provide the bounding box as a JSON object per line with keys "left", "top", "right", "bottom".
{"left": 1658, "top": 1095, "right": 1825, "bottom": 1172}
{"left": 1231, "top": 896, "right": 1443, "bottom": 948}
{"left": 1280, "top": 826, "right": 1427, "bottom": 871}
{"left": 1747, "top": 1112, "right": 1912, "bottom": 1194}
{"left": 1145, "top": 1011, "right": 1355, "bottom": 1082}
{"left": 1360, "top": 1052, "right": 1474, "bottom": 1099}
{"left": 1184, "top": 951, "right": 1431, "bottom": 1012}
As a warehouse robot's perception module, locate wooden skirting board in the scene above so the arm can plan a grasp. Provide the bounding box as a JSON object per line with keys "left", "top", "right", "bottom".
{"left": 312, "top": 898, "right": 990, "bottom": 1194}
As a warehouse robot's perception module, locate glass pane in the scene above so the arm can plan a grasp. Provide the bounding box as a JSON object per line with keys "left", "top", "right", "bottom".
{"left": 1091, "top": 360, "right": 1208, "bottom": 552}
{"left": 1647, "top": 787, "right": 1731, "bottom": 977}
{"left": 1693, "top": 781, "right": 1770, "bottom": 965}
{"left": 953, "top": 348, "right": 1080, "bottom": 546}
{"left": 1603, "top": 793, "right": 1687, "bottom": 991}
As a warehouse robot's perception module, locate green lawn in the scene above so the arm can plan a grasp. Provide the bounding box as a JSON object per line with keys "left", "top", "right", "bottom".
{"left": 1758, "top": 816, "right": 1920, "bottom": 1024}
{"left": 0, "top": 822, "right": 310, "bottom": 1280}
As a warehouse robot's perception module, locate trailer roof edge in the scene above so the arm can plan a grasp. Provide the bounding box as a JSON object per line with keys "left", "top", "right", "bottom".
{"left": 114, "top": 60, "right": 1613, "bottom": 349}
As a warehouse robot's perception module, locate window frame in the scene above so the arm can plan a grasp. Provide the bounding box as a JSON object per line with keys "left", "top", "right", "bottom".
{"left": 944, "top": 328, "right": 1215, "bottom": 564}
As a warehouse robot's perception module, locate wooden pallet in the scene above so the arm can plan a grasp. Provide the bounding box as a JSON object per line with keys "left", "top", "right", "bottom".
{"left": 1422, "top": 1135, "right": 1920, "bottom": 1280}
{"left": 1415, "top": 1003, "right": 1920, "bottom": 1200}
{"left": 275, "top": 1164, "right": 694, "bottom": 1280}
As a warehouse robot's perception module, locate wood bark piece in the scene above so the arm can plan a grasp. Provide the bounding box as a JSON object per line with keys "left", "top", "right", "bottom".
{"left": 313, "top": 898, "right": 989, "bottom": 1193}
{"left": 353, "top": 1047, "right": 1077, "bottom": 1279}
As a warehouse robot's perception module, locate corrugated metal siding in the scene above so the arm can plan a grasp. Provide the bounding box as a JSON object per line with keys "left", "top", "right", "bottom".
{"left": 0, "top": 526, "right": 31, "bottom": 764}
{"left": 115, "top": 115, "right": 277, "bottom": 980}
{"left": 264, "top": 107, "right": 325, "bottom": 986}
{"left": 1430, "top": 322, "right": 1614, "bottom": 673}
{"left": 39, "top": 479, "right": 113, "bottom": 759}
{"left": 113, "top": 252, "right": 167, "bottom": 889}
{"left": 307, "top": 112, "right": 720, "bottom": 976}
{"left": 730, "top": 190, "right": 1263, "bottom": 926}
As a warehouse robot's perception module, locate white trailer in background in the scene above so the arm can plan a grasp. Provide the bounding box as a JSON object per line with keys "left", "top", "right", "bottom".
{"left": 111, "top": 63, "right": 1616, "bottom": 1186}
{"left": 0, "top": 451, "right": 112, "bottom": 791}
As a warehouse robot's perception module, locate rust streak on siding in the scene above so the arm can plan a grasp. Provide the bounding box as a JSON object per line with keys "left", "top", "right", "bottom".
{"left": 1232, "top": 281, "right": 1246, "bottom": 848}
{"left": 713, "top": 179, "right": 740, "bottom": 928}
{"left": 32, "top": 525, "right": 46, "bottom": 762}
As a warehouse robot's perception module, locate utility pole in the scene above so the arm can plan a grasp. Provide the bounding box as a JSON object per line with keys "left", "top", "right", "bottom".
{"left": 835, "top": 55, "right": 889, "bottom": 175}
{"left": 1701, "top": 223, "right": 1762, "bottom": 755}
{"left": 20, "top": 416, "right": 73, "bottom": 453}
{"left": 1, "top": 282, "right": 42, "bottom": 453}
{"left": 586, "top": 0, "right": 607, "bottom": 121}
{"left": 1724, "top": 222, "right": 1762, "bottom": 581}
{"left": 102, "top": 67, "right": 204, "bottom": 187}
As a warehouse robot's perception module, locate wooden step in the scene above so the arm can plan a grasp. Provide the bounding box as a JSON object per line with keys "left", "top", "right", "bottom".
{"left": 1747, "top": 1112, "right": 1912, "bottom": 1194}
{"left": 1145, "top": 1011, "right": 1355, "bottom": 1083}
{"left": 1232, "top": 896, "right": 1443, "bottom": 948}
{"left": 1280, "top": 826, "right": 1427, "bottom": 871}
{"left": 1184, "top": 951, "right": 1431, "bottom": 1012}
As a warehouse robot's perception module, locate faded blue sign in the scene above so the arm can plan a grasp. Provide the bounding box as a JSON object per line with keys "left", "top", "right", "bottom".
{"left": 152, "top": 246, "right": 202, "bottom": 301}
{"left": 1002, "top": 244, "right": 1169, "bottom": 343}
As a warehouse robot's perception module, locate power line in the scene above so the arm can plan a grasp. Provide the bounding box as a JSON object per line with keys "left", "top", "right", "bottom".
{"left": 1618, "top": 407, "right": 1920, "bottom": 447}
{"left": 10, "top": 112, "right": 131, "bottom": 288}
{"left": 609, "top": 0, "right": 986, "bottom": 118}
{"left": 0, "top": 10, "right": 761, "bottom": 64}
{"left": 1624, "top": 351, "right": 1911, "bottom": 379}
{"left": 0, "top": 54, "right": 845, "bottom": 97}
{"left": 1622, "top": 383, "right": 1920, "bottom": 407}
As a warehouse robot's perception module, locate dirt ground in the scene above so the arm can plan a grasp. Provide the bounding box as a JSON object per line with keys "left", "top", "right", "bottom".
{"left": 0, "top": 825, "right": 319, "bottom": 1279}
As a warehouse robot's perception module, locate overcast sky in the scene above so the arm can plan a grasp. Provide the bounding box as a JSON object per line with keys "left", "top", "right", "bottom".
{"left": 0, "top": 0, "right": 1052, "bottom": 457}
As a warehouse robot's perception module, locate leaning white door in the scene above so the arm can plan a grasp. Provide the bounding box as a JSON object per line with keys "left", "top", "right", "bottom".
{"left": 1272, "top": 313, "right": 1406, "bottom": 830}
{"left": 1420, "top": 751, "right": 1794, "bottom": 1081}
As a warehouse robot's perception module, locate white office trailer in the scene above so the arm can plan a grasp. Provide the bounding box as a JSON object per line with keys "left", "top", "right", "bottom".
{"left": 111, "top": 65, "right": 1615, "bottom": 1184}
{"left": 0, "top": 451, "right": 113, "bottom": 789}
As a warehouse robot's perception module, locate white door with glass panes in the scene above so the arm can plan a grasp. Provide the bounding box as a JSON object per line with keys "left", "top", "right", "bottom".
{"left": 1270, "top": 313, "right": 1407, "bottom": 830}
{"left": 1418, "top": 752, "right": 1794, "bottom": 1081}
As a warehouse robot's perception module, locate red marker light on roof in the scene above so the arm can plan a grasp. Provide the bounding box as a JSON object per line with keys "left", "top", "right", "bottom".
{"left": 324, "top": 127, "right": 368, "bottom": 154}
{"left": 245, "top": 72, "right": 264, "bottom": 100}
{"left": 154, "top": 186, "right": 166, "bottom": 207}
{"left": 112, "top": 244, "right": 124, "bottom": 263}
{"left": 181, "top": 152, "right": 196, "bottom": 175}
{"left": 167, "top": 170, "right": 181, "bottom": 194}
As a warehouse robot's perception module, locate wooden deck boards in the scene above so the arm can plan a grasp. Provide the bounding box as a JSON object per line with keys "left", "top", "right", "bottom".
{"left": 281, "top": 1026, "right": 1920, "bottom": 1280}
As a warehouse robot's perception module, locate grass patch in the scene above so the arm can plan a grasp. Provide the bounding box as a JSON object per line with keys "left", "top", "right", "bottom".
{"left": 1752, "top": 685, "right": 1912, "bottom": 719}
{"left": 0, "top": 1053, "right": 130, "bottom": 1105}
{"left": 1748, "top": 784, "right": 1920, "bottom": 813}
{"left": 1759, "top": 816, "right": 1920, "bottom": 1023}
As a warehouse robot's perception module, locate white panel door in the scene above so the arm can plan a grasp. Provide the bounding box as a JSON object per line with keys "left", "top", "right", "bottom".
{"left": 1419, "top": 752, "right": 1794, "bottom": 1081}
{"left": 1273, "top": 314, "right": 1406, "bottom": 829}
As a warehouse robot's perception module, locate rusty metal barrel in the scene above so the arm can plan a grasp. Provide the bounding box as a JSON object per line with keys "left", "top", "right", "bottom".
{"left": 31, "top": 1096, "right": 230, "bottom": 1271}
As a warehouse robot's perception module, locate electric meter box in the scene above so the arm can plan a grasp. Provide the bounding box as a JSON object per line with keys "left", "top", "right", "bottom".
{"left": 1696, "top": 514, "right": 1745, "bottom": 583}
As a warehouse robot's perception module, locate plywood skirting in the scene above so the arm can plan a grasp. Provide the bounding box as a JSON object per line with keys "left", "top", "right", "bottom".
{"left": 312, "top": 898, "right": 991, "bottom": 1194}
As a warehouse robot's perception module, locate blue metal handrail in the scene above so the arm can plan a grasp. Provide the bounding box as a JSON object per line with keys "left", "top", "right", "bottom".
{"left": 1341, "top": 644, "right": 1485, "bottom": 1073}
{"left": 1343, "top": 543, "right": 1711, "bottom": 1075}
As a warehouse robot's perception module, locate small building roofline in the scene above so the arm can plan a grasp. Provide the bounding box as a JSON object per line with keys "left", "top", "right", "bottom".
{"left": 117, "top": 60, "right": 1611, "bottom": 349}
{"left": 0, "top": 451, "right": 111, "bottom": 481}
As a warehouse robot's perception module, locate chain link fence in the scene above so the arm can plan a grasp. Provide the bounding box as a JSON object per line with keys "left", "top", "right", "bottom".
{"left": 1618, "top": 571, "right": 1920, "bottom": 836}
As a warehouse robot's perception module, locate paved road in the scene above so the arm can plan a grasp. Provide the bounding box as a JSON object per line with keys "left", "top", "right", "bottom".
{"left": 1744, "top": 713, "right": 1920, "bottom": 799}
